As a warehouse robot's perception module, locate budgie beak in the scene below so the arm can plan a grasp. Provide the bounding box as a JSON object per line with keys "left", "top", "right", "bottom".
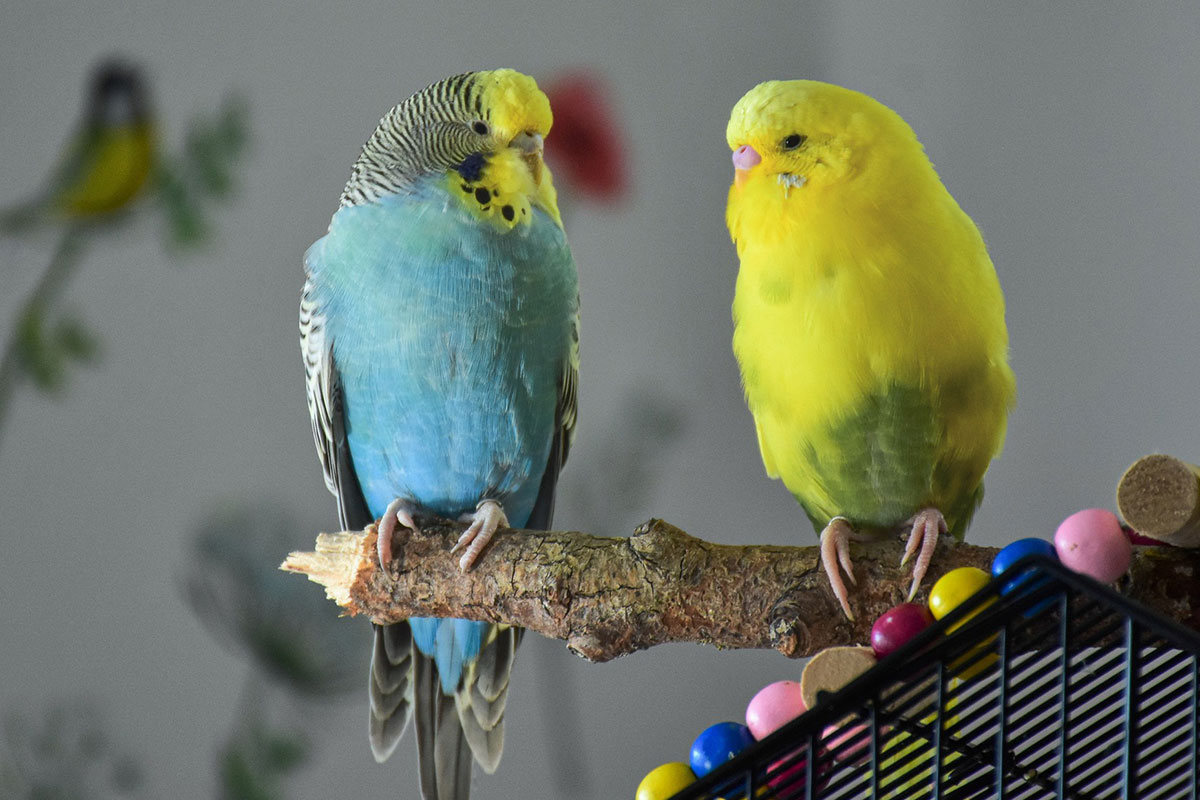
{"left": 511, "top": 131, "right": 545, "bottom": 184}
{"left": 732, "top": 144, "right": 761, "bottom": 189}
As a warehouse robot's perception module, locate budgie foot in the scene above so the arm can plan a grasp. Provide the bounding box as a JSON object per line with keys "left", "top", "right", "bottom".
{"left": 451, "top": 499, "right": 509, "bottom": 572}
{"left": 378, "top": 498, "right": 421, "bottom": 569}
{"left": 819, "top": 516, "right": 860, "bottom": 620}
{"left": 900, "top": 507, "right": 947, "bottom": 602}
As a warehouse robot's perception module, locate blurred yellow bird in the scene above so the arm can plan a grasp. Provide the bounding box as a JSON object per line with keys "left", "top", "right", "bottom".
{"left": 725, "top": 80, "right": 1015, "bottom": 619}
{"left": 1, "top": 59, "right": 155, "bottom": 232}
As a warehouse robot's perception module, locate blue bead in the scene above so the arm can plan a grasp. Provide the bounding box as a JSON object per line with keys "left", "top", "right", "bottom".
{"left": 992, "top": 538, "right": 1059, "bottom": 615}
{"left": 690, "top": 721, "right": 755, "bottom": 778}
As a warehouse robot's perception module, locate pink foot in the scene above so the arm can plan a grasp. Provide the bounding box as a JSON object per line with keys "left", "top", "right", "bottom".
{"left": 819, "top": 517, "right": 858, "bottom": 620}
{"left": 900, "top": 507, "right": 947, "bottom": 601}
{"left": 377, "top": 498, "right": 420, "bottom": 569}
{"left": 450, "top": 499, "right": 508, "bottom": 571}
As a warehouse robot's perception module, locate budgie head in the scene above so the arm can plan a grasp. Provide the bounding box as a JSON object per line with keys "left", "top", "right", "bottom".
{"left": 726, "top": 79, "right": 929, "bottom": 201}
{"left": 85, "top": 58, "right": 151, "bottom": 131}
{"left": 339, "top": 68, "right": 557, "bottom": 210}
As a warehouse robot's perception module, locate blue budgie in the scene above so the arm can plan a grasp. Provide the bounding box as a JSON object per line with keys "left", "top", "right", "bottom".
{"left": 300, "top": 69, "right": 579, "bottom": 800}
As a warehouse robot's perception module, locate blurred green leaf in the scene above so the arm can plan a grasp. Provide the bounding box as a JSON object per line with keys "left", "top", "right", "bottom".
{"left": 55, "top": 315, "right": 100, "bottom": 363}
{"left": 217, "top": 96, "right": 251, "bottom": 152}
{"left": 261, "top": 732, "right": 307, "bottom": 772}
{"left": 15, "top": 305, "right": 65, "bottom": 392}
{"left": 218, "top": 721, "right": 309, "bottom": 800}
{"left": 221, "top": 749, "right": 272, "bottom": 800}
{"left": 183, "top": 501, "right": 365, "bottom": 697}
{"left": 0, "top": 701, "right": 144, "bottom": 799}
{"left": 150, "top": 92, "right": 249, "bottom": 250}
{"left": 183, "top": 94, "right": 250, "bottom": 199}
{"left": 152, "top": 158, "right": 209, "bottom": 249}
{"left": 186, "top": 127, "right": 233, "bottom": 198}
{"left": 12, "top": 305, "right": 100, "bottom": 393}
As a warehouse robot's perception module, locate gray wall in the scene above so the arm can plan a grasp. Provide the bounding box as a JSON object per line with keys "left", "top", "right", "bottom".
{"left": 2, "top": 1, "right": 1199, "bottom": 797}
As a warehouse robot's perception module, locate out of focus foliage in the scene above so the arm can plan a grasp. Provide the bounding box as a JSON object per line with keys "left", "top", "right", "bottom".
{"left": 0, "top": 62, "right": 250, "bottom": 449}
{"left": 0, "top": 702, "right": 143, "bottom": 800}
{"left": 183, "top": 501, "right": 364, "bottom": 697}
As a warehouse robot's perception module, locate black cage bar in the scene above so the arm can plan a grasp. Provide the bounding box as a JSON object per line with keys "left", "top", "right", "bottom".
{"left": 669, "top": 556, "right": 1200, "bottom": 800}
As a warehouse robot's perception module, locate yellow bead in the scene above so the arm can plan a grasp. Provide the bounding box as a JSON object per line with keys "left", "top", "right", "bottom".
{"left": 929, "top": 567, "right": 991, "bottom": 629}
{"left": 929, "top": 567, "right": 998, "bottom": 680}
{"left": 636, "top": 762, "right": 696, "bottom": 800}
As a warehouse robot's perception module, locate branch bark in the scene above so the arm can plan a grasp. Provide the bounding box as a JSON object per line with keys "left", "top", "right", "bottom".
{"left": 282, "top": 518, "right": 1200, "bottom": 662}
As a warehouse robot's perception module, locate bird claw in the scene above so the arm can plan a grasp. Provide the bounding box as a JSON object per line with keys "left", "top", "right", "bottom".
{"left": 902, "top": 508, "right": 947, "bottom": 601}
{"left": 819, "top": 517, "right": 858, "bottom": 620}
{"left": 450, "top": 499, "right": 508, "bottom": 572}
{"left": 377, "top": 498, "right": 420, "bottom": 569}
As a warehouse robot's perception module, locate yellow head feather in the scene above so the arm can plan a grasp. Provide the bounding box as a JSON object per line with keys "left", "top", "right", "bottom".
{"left": 474, "top": 69, "right": 553, "bottom": 142}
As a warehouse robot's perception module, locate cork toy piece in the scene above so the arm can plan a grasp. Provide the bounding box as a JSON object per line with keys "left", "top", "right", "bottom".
{"left": 1117, "top": 454, "right": 1200, "bottom": 548}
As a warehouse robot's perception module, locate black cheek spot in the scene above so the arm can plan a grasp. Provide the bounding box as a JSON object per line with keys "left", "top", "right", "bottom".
{"left": 456, "top": 152, "right": 487, "bottom": 182}
{"left": 461, "top": 184, "right": 471, "bottom": 193}
{"left": 475, "top": 187, "right": 491, "bottom": 204}
{"left": 501, "top": 204, "right": 515, "bottom": 221}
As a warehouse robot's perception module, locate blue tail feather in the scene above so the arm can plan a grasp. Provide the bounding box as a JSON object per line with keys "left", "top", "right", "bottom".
{"left": 410, "top": 616, "right": 488, "bottom": 694}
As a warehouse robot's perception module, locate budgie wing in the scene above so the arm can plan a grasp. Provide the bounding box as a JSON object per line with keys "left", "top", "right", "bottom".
{"left": 299, "top": 277, "right": 372, "bottom": 531}
{"left": 526, "top": 308, "right": 578, "bottom": 530}
{"left": 300, "top": 276, "right": 415, "bottom": 757}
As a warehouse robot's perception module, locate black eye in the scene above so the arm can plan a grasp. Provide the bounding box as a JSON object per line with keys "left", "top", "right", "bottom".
{"left": 781, "top": 133, "right": 806, "bottom": 150}
{"left": 472, "top": 121, "right": 489, "bottom": 136}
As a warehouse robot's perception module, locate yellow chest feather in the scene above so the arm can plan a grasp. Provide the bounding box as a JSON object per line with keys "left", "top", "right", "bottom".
{"left": 729, "top": 177, "right": 1012, "bottom": 437}
{"left": 447, "top": 149, "right": 561, "bottom": 231}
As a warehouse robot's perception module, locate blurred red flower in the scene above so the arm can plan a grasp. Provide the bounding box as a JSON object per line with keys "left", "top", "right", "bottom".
{"left": 544, "top": 72, "right": 627, "bottom": 202}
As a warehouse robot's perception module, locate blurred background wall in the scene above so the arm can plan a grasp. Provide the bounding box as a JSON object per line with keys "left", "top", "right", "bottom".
{"left": 2, "top": 1, "right": 1198, "bottom": 797}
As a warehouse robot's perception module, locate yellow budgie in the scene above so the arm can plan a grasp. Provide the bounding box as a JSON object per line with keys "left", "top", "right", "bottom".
{"left": 725, "top": 80, "right": 1015, "bottom": 619}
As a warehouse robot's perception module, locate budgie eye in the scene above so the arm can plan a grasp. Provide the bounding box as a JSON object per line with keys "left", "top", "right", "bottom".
{"left": 472, "top": 121, "right": 490, "bottom": 136}
{"left": 781, "top": 133, "right": 806, "bottom": 151}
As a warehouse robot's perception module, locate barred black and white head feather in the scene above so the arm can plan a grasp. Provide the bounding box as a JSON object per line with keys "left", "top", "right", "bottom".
{"left": 339, "top": 69, "right": 553, "bottom": 207}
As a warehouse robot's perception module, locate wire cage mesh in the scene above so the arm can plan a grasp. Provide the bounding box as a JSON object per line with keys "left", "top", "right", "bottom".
{"left": 669, "top": 556, "right": 1200, "bottom": 800}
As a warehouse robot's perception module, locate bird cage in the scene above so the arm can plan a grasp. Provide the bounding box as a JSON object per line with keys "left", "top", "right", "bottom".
{"left": 669, "top": 556, "right": 1200, "bottom": 800}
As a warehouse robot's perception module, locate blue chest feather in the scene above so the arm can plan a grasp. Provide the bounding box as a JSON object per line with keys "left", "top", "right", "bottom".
{"left": 308, "top": 184, "right": 576, "bottom": 528}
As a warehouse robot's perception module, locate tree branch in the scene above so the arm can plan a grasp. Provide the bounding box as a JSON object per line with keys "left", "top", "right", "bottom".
{"left": 283, "top": 517, "right": 1200, "bottom": 662}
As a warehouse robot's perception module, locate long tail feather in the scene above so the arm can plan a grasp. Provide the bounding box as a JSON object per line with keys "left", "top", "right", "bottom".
{"left": 369, "top": 622, "right": 414, "bottom": 762}
{"left": 415, "top": 650, "right": 473, "bottom": 800}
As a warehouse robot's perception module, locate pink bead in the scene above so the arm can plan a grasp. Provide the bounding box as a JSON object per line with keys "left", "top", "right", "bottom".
{"left": 1054, "top": 508, "right": 1132, "bottom": 583}
{"left": 746, "top": 680, "right": 806, "bottom": 740}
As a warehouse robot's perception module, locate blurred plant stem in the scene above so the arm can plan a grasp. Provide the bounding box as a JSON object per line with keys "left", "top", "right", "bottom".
{"left": 182, "top": 500, "right": 364, "bottom": 797}
{"left": 217, "top": 673, "right": 309, "bottom": 800}
{"left": 0, "top": 226, "right": 87, "bottom": 451}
